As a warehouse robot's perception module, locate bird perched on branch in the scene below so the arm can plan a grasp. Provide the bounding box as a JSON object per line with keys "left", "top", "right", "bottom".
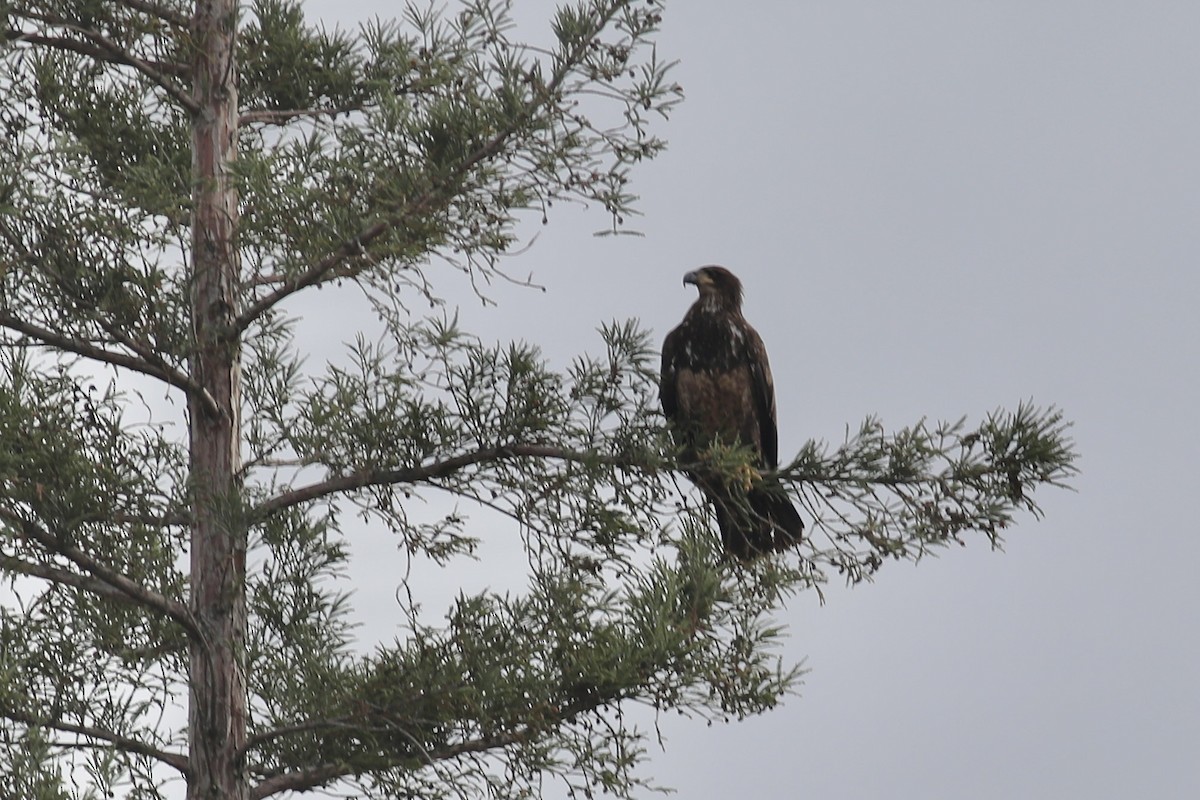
{"left": 660, "top": 266, "right": 804, "bottom": 559}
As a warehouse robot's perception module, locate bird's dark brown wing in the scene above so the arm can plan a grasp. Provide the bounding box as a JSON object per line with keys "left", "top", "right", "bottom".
{"left": 744, "top": 325, "right": 779, "bottom": 469}
{"left": 659, "top": 325, "right": 681, "bottom": 419}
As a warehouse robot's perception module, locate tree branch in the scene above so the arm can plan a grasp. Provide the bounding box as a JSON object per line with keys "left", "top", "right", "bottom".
{"left": 0, "top": 705, "right": 189, "bottom": 775}
{"left": 6, "top": 11, "right": 197, "bottom": 113}
{"left": 238, "top": 103, "right": 366, "bottom": 126}
{"left": 112, "top": 0, "right": 191, "bottom": 30}
{"left": 0, "top": 311, "right": 222, "bottom": 418}
{"left": 233, "top": 3, "right": 629, "bottom": 334}
{"left": 248, "top": 697, "right": 608, "bottom": 799}
{"left": 3, "top": 28, "right": 189, "bottom": 78}
{"left": 251, "top": 416, "right": 1066, "bottom": 534}
{"left": 0, "top": 507, "right": 202, "bottom": 642}
{"left": 99, "top": 509, "right": 190, "bottom": 529}
{"left": 229, "top": 215, "right": 388, "bottom": 331}
{"left": 0, "top": 230, "right": 222, "bottom": 417}
{"left": 251, "top": 763, "right": 346, "bottom": 799}
{"left": 252, "top": 443, "right": 638, "bottom": 521}
{"left": 0, "top": 552, "right": 146, "bottom": 607}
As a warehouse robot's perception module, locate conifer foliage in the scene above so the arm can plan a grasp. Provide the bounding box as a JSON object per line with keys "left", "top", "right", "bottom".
{"left": 0, "top": 2, "right": 1076, "bottom": 798}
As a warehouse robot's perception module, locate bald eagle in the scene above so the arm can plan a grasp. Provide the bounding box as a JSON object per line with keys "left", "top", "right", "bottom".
{"left": 660, "top": 266, "right": 804, "bottom": 559}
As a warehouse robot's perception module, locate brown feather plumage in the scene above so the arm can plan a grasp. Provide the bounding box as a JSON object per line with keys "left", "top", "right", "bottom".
{"left": 660, "top": 266, "right": 803, "bottom": 559}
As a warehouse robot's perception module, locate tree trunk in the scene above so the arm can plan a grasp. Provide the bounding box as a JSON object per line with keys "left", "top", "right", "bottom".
{"left": 187, "top": 0, "right": 246, "bottom": 798}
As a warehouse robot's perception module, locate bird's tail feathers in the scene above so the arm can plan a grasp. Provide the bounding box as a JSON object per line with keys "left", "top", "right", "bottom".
{"left": 710, "top": 481, "right": 804, "bottom": 560}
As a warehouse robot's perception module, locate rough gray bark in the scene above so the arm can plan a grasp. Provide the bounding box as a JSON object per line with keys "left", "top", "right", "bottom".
{"left": 187, "top": 0, "right": 247, "bottom": 798}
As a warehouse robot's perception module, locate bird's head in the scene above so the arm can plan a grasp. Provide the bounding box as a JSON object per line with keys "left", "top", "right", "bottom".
{"left": 684, "top": 265, "right": 743, "bottom": 310}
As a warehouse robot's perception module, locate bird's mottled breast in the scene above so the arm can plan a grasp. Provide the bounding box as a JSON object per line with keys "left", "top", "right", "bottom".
{"left": 673, "top": 366, "right": 758, "bottom": 444}
{"left": 664, "top": 310, "right": 763, "bottom": 451}
{"left": 668, "top": 313, "right": 749, "bottom": 373}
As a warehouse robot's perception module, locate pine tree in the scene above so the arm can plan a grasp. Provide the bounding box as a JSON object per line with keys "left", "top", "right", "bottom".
{"left": 0, "top": 1, "right": 1076, "bottom": 798}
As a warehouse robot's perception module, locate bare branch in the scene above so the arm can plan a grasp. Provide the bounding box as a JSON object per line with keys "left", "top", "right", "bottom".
{"left": 251, "top": 763, "right": 345, "bottom": 800}
{"left": 104, "top": 509, "right": 190, "bottom": 528}
{"left": 0, "top": 507, "right": 202, "bottom": 642}
{"left": 238, "top": 103, "right": 365, "bottom": 126}
{"left": 0, "top": 705, "right": 189, "bottom": 775}
{"left": 0, "top": 311, "right": 222, "bottom": 418}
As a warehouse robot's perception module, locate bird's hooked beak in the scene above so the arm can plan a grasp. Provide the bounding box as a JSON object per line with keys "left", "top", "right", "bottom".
{"left": 683, "top": 270, "right": 701, "bottom": 287}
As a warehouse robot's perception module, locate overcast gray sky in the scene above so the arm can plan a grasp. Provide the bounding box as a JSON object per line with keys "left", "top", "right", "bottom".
{"left": 301, "top": 1, "right": 1199, "bottom": 797}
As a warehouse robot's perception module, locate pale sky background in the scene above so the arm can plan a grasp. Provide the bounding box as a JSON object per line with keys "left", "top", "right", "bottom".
{"left": 289, "top": 1, "right": 1200, "bottom": 798}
